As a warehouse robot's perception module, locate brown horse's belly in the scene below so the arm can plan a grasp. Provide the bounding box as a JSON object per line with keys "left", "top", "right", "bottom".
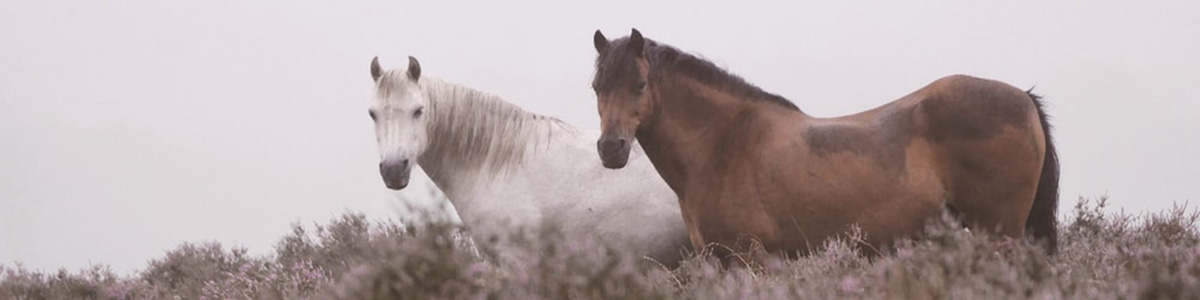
{"left": 682, "top": 188, "right": 786, "bottom": 255}
{"left": 723, "top": 144, "right": 946, "bottom": 256}
{"left": 683, "top": 180, "right": 943, "bottom": 257}
{"left": 771, "top": 190, "right": 943, "bottom": 255}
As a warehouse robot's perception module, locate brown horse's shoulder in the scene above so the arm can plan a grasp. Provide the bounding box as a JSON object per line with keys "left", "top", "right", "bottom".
{"left": 916, "top": 75, "right": 1037, "bottom": 142}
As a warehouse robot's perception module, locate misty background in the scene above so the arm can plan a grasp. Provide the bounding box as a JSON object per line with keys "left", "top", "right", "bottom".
{"left": 2, "top": 0, "right": 1197, "bottom": 273}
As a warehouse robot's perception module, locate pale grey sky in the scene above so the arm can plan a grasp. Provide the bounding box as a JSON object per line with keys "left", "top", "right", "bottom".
{"left": 2, "top": 0, "right": 1197, "bottom": 273}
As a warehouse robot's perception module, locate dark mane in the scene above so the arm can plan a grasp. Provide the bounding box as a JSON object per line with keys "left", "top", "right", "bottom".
{"left": 598, "top": 37, "right": 799, "bottom": 111}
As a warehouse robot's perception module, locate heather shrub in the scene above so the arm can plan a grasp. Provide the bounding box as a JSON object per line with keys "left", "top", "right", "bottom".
{"left": 0, "top": 265, "right": 119, "bottom": 300}
{"left": 274, "top": 213, "right": 412, "bottom": 279}
{"left": 480, "top": 226, "right": 671, "bottom": 299}
{"left": 1140, "top": 203, "right": 1200, "bottom": 246}
{"left": 4, "top": 196, "right": 1200, "bottom": 299}
{"left": 319, "top": 222, "right": 670, "bottom": 299}
{"left": 136, "top": 242, "right": 254, "bottom": 298}
{"left": 315, "top": 222, "right": 486, "bottom": 300}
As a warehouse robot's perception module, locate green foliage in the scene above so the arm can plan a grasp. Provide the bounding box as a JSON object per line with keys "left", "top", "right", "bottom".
{"left": 4, "top": 197, "right": 1200, "bottom": 299}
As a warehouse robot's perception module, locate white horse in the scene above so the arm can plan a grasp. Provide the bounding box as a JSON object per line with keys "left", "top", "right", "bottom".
{"left": 366, "top": 56, "right": 690, "bottom": 266}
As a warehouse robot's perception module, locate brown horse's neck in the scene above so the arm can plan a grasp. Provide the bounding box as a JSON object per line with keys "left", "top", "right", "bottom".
{"left": 637, "top": 75, "right": 807, "bottom": 195}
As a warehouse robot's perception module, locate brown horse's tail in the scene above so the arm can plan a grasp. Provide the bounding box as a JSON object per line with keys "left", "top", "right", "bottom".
{"left": 1025, "top": 90, "right": 1059, "bottom": 254}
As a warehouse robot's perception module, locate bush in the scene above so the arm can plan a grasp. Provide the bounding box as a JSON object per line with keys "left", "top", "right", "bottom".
{"left": 4, "top": 196, "right": 1200, "bottom": 299}
{"left": 0, "top": 265, "right": 119, "bottom": 300}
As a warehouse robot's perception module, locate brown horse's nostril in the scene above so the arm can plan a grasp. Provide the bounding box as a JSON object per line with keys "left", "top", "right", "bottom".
{"left": 598, "top": 138, "right": 627, "bottom": 155}
{"left": 597, "top": 137, "right": 632, "bottom": 169}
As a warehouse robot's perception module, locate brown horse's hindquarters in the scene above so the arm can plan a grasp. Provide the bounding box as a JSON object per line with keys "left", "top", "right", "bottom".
{"left": 935, "top": 126, "right": 1044, "bottom": 239}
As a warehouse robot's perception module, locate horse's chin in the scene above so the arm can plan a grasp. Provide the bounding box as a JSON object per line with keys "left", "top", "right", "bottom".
{"left": 599, "top": 152, "right": 630, "bottom": 169}
{"left": 601, "top": 160, "right": 628, "bottom": 169}
{"left": 384, "top": 176, "right": 411, "bottom": 190}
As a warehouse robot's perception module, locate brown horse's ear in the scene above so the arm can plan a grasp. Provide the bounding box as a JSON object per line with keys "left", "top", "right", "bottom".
{"left": 628, "top": 28, "right": 644, "bottom": 57}
{"left": 370, "top": 56, "right": 382, "bottom": 82}
{"left": 407, "top": 56, "right": 421, "bottom": 82}
{"left": 594, "top": 30, "right": 609, "bottom": 52}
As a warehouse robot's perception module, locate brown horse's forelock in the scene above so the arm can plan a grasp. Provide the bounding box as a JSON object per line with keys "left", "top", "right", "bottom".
{"left": 595, "top": 37, "right": 800, "bottom": 112}
{"left": 592, "top": 37, "right": 643, "bottom": 91}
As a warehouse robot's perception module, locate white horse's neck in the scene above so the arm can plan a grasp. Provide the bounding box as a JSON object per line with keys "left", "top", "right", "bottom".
{"left": 415, "top": 77, "right": 569, "bottom": 204}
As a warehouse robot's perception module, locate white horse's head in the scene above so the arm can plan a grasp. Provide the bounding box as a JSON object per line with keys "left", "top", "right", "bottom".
{"left": 369, "top": 56, "right": 429, "bottom": 190}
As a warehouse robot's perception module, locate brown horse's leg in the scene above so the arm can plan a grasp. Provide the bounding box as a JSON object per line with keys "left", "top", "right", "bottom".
{"left": 955, "top": 183, "right": 1032, "bottom": 237}
{"left": 950, "top": 181, "right": 1036, "bottom": 239}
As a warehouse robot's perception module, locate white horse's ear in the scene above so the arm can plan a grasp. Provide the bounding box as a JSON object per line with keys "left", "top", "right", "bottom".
{"left": 407, "top": 56, "right": 421, "bottom": 82}
{"left": 593, "top": 30, "right": 609, "bottom": 52}
{"left": 629, "top": 28, "right": 644, "bottom": 57}
{"left": 370, "top": 56, "right": 383, "bottom": 82}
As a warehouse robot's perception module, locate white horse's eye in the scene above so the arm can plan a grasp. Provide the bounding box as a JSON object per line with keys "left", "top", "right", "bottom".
{"left": 413, "top": 107, "right": 424, "bottom": 118}
{"left": 369, "top": 110, "right": 377, "bottom": 121}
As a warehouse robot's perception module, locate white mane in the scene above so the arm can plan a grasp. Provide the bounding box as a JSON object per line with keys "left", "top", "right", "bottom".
{"left": 386, "top": 74, "right": 570, "bottom": 175}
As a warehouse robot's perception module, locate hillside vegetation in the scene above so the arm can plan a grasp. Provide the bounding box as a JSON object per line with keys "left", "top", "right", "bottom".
{"left": 3, "top": 196, "right": 1199, "bottom": 299}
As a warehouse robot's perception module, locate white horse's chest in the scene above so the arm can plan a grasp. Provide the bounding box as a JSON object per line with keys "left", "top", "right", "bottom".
{"left": 447, "top": 137, "right": 605, "bottom": 229}
{"left": 437, "top": 133, "right": 677, "bottom": 241}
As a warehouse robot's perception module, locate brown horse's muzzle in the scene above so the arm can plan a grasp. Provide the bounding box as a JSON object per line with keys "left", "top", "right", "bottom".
{"left": 597, "top": 136, "right": 631, "bottom": 169}
{"left": 379, "top": 159, "right": 412, "bottom": 190}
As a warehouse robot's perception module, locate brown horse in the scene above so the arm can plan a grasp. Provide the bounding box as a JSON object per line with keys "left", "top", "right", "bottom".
{"left": 590, "top": 29, "right": 1059, "bottom": 261}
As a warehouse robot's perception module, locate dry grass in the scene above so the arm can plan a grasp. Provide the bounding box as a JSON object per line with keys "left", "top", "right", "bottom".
{"left": 4, "top": 195, "right": 1199, "bottom": 299}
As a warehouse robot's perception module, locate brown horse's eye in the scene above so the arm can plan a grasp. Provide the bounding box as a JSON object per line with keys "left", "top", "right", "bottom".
{"left": 635, "top": 82, "right": 647, "bottom": 90}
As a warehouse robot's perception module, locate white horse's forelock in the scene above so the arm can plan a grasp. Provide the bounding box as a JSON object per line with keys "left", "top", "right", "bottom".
{"left": 377, "top": 71, "right": 569, "bottom": 176}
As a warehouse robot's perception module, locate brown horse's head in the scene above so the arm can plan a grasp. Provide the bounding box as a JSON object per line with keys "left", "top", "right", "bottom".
{"left": 592, "top": 28, "right": 652, "bottom": 169}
